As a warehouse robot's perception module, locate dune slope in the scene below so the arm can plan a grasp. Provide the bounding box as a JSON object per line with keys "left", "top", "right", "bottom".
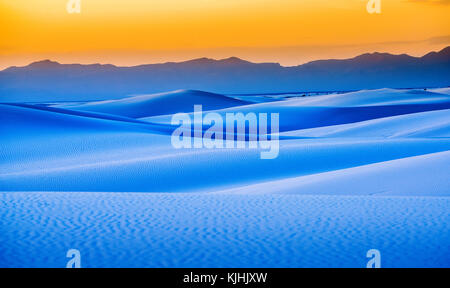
{"left": 57, "top": 89, "right": 250, "bottom": 118}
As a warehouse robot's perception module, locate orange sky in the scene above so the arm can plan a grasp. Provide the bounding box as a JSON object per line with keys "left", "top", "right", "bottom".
{"left": 1, "top": 0, "right": 449, "bottom": 69}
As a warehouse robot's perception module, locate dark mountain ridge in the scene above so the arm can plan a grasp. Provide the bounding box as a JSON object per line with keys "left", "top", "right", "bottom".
{"left": 1, "top": 47, "right": 449, "bottom": 102}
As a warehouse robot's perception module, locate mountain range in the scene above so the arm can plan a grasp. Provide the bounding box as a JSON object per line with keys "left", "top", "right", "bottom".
{"left": 0, "top": 46, "right": 449, "bottom": 102}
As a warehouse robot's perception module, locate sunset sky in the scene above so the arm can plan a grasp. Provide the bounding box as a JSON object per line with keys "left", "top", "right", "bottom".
{"left": 1, "top": 0, "right": 449, "bottom": 69}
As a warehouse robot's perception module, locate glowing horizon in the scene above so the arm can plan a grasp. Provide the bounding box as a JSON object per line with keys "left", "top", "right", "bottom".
{"left": 1, "top": 0, "right": 449, "bottom": 69}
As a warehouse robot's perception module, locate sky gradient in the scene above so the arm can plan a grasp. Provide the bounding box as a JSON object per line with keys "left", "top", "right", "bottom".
{"left": 1, "top": 0, "right": 449, "bottom": 69}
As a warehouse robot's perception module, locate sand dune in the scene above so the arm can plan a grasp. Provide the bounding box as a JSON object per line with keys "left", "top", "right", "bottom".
{"left": 214, "top": 151, "right": 450, "bottom": 196}
{"left": 144, "top": 101, "right": 450, "bottom": 133}
{"left": 2, "top": 137, "right": 449, "bottom": 192}
{"left": 56, "top": 89, "right": 250, "bottom": 118}
{"left": 1, "top": 87, "right": 449, "bottom": 267}
{"left": 281, "top": 88, "right": 450, "bottom": 107}
{"left": 0, "top": 103, "right": 174, "bottom": 137}
{"left": 281, "top": 108, "right": 450, "bottom": 138}
{"left": 2, "top": 89, "right": 450, "bottom": 192}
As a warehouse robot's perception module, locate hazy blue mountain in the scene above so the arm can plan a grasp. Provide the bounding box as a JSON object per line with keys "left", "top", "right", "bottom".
{"left": 0, "top": 47, "right": 449, "bottom": 102}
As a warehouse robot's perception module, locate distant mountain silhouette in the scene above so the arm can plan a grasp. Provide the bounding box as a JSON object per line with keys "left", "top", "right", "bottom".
{"left": 1, "top": 47, "right": 449, "bottom": 102}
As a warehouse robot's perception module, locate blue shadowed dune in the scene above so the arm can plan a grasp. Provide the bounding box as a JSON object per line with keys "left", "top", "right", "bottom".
{"left": 143, "top": 90, "right": 450, "bottom": 132}
{"left": 281, "top": 108, "right": 450, "bottom": 138}
{"left": 56, "top": 89, "right": 251, "bottom": 118}
{"left": 0, "top": 103, "right": 175, "bottom": 137}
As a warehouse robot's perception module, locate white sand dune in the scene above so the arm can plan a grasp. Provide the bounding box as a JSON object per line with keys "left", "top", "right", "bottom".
{"left": 2, "top": 137, "right": 449, "bottom": 192}
{"left": 281, "top": 88, "right": 450, "bottom": 107}
{"left": 143, "top": 89, "right": 450, "bottom": 132}
{"left": 214, "top": 151, "right": 450, "bottom": 196}
{"left": 0, "top": 103, "right": 173, "bottom": 137}
{"left": 281, "top": 108, "right": 450, "bottom": 138}
{"left": 2, "top": 89, "right": 450, "bottom": 193}
{"left": 1, "top": 87, "right": 449, "bottom": 267}
{"left": 56, "top": 89, "right": 250, "bottom": 118}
